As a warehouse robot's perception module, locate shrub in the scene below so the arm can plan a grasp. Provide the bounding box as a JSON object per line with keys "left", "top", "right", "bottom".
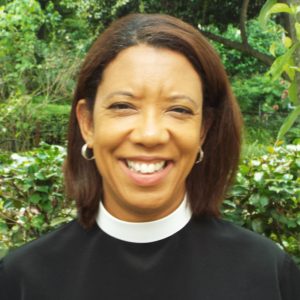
{"left": 232, "top": 75, "right": 289, "bottom": 114}
{"left": 0, "top": 100, "right": 70, "bottom": 151}
{"left": 0, "top": 143, "right": 75, "bottom": 258}
{"left": 0, "top": 0, "right": 94, "bottom": 99}
{"left": 34, "top": 104, "right": 70, "bottom": 146}
{"left": 0, "top": 95, "right": 39, "bottom": 151}
{"left": 223, "top": 144, "right": 300, "bottom": 265}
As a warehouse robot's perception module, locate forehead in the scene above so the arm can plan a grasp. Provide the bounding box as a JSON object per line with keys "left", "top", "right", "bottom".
{"left": 99, "top": 45, "right": 202, "bottom": 96}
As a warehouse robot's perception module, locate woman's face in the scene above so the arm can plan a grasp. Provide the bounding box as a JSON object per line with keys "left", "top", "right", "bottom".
{"left": 77, "top": 45, "right": 204, "bottom": 222}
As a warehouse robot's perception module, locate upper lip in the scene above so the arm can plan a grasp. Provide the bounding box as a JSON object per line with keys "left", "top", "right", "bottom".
{"left": 121, "top": 156, "right": 172, "bottom": 162}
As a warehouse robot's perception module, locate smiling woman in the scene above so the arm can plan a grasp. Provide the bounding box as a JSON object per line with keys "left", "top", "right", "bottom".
{"left": 1, "top": 13, "right": 300, "bottom": 300}
{"left": 76, "top": 45, "right": 203, "bottom": 222}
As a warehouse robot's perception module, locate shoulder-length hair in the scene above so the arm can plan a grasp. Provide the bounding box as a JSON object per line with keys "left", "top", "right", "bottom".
{"left": 64, "top": 13, "right": 243, "bottom": 229}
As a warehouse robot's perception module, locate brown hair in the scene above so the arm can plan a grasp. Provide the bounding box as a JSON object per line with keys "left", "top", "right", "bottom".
{"left": 64, "top": 13, "right": 243, "bottom": 228}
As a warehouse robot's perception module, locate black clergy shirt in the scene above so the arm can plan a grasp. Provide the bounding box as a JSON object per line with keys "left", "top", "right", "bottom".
{"left": 1, "top": 216, "right": 300, "bottom": 300}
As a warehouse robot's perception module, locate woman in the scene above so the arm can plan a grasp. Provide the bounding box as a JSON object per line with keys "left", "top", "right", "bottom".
{"left": 1, "top": 14, "right": 299, "bottom": 300}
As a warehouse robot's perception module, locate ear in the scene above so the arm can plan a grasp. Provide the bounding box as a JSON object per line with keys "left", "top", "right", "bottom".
{"left": 76, "top": 99, "right": 94, "bottom": 147}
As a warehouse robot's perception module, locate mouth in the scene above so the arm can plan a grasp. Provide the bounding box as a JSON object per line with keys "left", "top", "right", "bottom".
{"left": 126, "top": 160, "right": 168, "bottom": 174}
{"left": 119, "top": 158, "right": 173, "bottom": 186}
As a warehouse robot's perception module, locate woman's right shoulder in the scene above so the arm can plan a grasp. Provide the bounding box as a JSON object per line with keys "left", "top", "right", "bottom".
{"left": 1, "top": 219, "right": 96, "bottom": 269}
{"left": 0, "top": 220, "right": 95, "bottom": 299}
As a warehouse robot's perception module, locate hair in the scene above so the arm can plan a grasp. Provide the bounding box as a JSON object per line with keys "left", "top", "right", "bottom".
{"left": 64, "top": 13, "right": 243, "bottom": 229}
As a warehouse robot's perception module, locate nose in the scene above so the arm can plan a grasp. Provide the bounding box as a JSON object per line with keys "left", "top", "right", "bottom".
{"left": 129, "top": 111, "right": 170, "bottom": 147}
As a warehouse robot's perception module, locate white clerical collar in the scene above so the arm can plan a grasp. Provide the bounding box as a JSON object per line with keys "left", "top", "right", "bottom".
{"left": 96, "top": 195, "right": 192, "bottom": 243}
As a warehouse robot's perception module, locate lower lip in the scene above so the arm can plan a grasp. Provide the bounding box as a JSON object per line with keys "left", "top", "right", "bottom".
{"left": 119, "top": 160, "right": 173, "bottom": 186}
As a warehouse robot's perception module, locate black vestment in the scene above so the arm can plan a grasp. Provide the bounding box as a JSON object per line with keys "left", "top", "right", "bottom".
{"left": 1, "top": 217, "right": 300, "bottom": 300}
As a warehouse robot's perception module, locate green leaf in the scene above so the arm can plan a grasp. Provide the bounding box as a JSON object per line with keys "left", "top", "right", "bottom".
{"left": 258, "top": 0, "right": 277, "bottom": 28}
{"left": 0, "top": 221, "right": 8, "bottom": 234}
{"left": 31, "top": 215, "right": 45, "bottom": 230}
{"left": 239, "top": 165, "right": 250, "bottom": 175}
{"left": 269, "top": 42, "right": 277, "bottom": 56}
{"left": 266, "top": 146, "right": 275, "bottom": 154}
{"left": 251, "top": 219, "right": 264, "bottom": 233}
{"left": 267, "top": 43, "right": 298, "bottom": 81}
{"left": 254, "top": 172, "right": 264, "bottom": 183}
{"left": 295, "top": 22, "right": 300, "bottom": 41}
{"left": 29, "top": 193, "right": 41, "bottom": 204}
{"left": 277, "top": 106, "right": 300, "bottom": 141}
{"left": 35, "top": 171, "right": 46, "bottom": 180}
{"left": 283, "top": 36, "right": 292, "bottom": 49}
{"left": 249, "top": 194, "right": 269, "bottom": 208}
{"left": 269, "top": 3, "right": 293, "bottom": 14}
{"left": 283, "top": 174, "right": 294, "bottom": 180}
{"left": 260, "top": 196, "right": 269, "bottom": 207}
{"left": 36, "top": 186, "right": 49, "bottom": 193}
{"left": 288, "top": 81, "right": 298, "bottom": 106}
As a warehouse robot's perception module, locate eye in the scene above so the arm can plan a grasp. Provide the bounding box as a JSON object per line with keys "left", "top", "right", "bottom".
{"left": 169, "top": 106, "right": 193, "bottom": 115}
{"left": 108, "top": 102, "right": 135, "bottom": 110}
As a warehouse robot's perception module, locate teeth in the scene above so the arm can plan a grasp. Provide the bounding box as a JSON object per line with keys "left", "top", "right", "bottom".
{"left": 127, "top": 160, "right": 166, "bottom": 174}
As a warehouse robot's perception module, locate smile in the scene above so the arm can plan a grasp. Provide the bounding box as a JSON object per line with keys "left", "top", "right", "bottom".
{"left": 119, "top": 158, "right": 174, "bottom": 186}
{"left": 126, "top": 160, "right": 167, "bottom": 174}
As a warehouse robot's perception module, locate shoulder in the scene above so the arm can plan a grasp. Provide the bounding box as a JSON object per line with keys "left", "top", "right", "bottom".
{"left": 190, "top": 217, "right": 287, "bottom": 263}
{"left": 1, "top": 220, "right": 95, "bottom": 273}
{"left": 186, "top": 217, "right": 300, "bottom": 299}
{"left": 188, "top": 217, "right": 300, "bottom": 278}
{"left": 0, "top": 220, "right": 96, "bottom": 299}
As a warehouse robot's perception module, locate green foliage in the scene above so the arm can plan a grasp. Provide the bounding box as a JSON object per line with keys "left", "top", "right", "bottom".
{"left": 258, "top": 0, "right": 300, "bottom": 142}
{"left": 223, "top": 144, "right": 300, "bottom": 265}
{"left": 35, "top": 104, "right": 70, "bottom": 146}
{"left": 0, "top": 143, "right": 75, "bottom": 258}
{"left": 232, "top": 75, "right": 289, "bottom": 113}
{"left": 277, "top": 106, "right": 300, "bottom": 141}
{"left": 0, "top": 96, "right": 70, "bottom": 151}
{"left": 208, "top": 19, "right": 284, "bottom": 77}
{"left": 0, "top": 95, "right": 40, "bottom": 151}
{"left": 0, "top": 0, "right": 95, "bottom": 100}
{"left": 0, "top": 0, "right": 45, "bottom": 96}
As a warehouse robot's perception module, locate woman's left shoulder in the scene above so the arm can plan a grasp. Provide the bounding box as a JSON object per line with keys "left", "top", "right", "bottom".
{"left": 191, "top": 217, "right": 296, "bottom": 264}
{"left": 191, "top": 217, "right": 300, "bottom": 298}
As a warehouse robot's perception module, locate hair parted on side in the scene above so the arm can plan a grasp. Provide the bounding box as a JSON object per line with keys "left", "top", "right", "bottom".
{"left": 64, "top": 13, "right": 243, "bottom": 229}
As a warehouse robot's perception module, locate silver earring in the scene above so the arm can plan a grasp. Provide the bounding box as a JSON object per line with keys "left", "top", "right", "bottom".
{"left": 195, "top": 149, "right": 204, "bottom": 164}
{"left": 81, "top": 144, "right": 95, "bottom": 160}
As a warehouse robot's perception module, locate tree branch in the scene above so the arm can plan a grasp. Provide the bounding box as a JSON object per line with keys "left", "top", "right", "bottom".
{"left": 240, "top": 0, "right": 250, "bottom": 45}
{"left": 199, "top": 29, "right": 274, "bottom": 66}
{"left": 198, "top": 0, "right": 277, "bottom": 68}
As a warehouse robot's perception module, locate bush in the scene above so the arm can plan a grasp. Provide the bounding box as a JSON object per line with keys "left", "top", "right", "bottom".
{"left": 0, "top": 143, "right": 75, "bottom": 258}
{"left": 0, "top": 100, "right": 70, "bottom": 151}
{"left": 34, "top": 104, "right": 70, "bottom": 146}
{"left": 223, "top": 144, "right": 300, "bottom": 265}
{"left": 232, "top": 75, "right": 289, "bottom": 114}
{"left": 0, "top": 0, "right": 94, "bottom": 101}
{"left": 0, "top": 95, "right": 39, "bottom": 151}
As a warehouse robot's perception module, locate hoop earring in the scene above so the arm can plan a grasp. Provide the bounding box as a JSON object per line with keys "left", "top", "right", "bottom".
{"left": 195, "top": 149, "right": 204, "bottom": 164}
{"left": 81, "top": 144, "right": 95, "bottom": 160}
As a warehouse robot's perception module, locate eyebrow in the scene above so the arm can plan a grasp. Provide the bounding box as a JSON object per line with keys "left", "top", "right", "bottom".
{"left": 104, "top": 91, "right": 136, "bottom": 100}
{"left": 104, "top": 91, "right": 199, "bottom": 106}
{"left": 167, "top": 94, "right": 199, "bottom": 107}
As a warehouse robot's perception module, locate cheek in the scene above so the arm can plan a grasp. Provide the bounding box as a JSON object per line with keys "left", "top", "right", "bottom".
{"left": 174, "top": 122, "right": 202, "bottom": 151}
{"left": 92, "top": 118, "right": 127, "bottom": 147}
